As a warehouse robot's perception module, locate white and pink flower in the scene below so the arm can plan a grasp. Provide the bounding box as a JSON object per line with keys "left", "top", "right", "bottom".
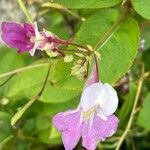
{"left": 1, "top": 21, "right": 66, "bottom": 56}
{"left": 53, "top": 63, "right": 119, "bottom": 150}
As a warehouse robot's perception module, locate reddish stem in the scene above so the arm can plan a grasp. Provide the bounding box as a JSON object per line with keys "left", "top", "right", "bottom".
{"left": 94, "top": 55, "right": 99, "bottom": 82}
{"left": 48, "top": 37, "right": 89, "bottom": 51}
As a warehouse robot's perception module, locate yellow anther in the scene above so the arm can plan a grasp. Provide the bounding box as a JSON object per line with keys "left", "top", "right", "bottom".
{"left": 83, "top": 107, "right": 96, "bottom": 121}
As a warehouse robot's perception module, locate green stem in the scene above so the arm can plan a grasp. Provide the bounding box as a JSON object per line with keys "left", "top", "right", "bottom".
{"left": 66, "top": 41, "right": 90, "bottom": 51}
{"left": 11, "top": 65, "right": 51, "bottom": 126}
{"left": 0, "top": 135, "right": 13, "bottom": 148}
{"left": 61, "top": 48, "right": 88, "bottom": 55}
{"left": 115, "top": 68, "right": 149, "bottom": 150}
{"left": 0, "top": 63, "right": 49, "bottom": 79}
{"left": 17, "top": 0, "right": 33, "bottom": 24}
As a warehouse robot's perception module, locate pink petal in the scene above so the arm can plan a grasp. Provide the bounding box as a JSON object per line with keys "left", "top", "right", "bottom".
{"left": 82, "top": 115, "right": 119, "bottom": 150}
{"left": 53, "top": 110, "right": 82, "bottom": 150}
{"left": 2, "top": 22, "right": 25, "bottom": 33}
{"left": 1, "top": 22, "right": 34, "bottom": 52}
{"left": 23, "top": 23, "right": 35, "bottom": 34}
{"left": 82, "top": 121, "right": 98, "bottom": 150}
{"left": 61, "top": 127, "right": 81, "bottom": 150}
{"left": 85, "top": 62, "right": 99, "bottom": 87}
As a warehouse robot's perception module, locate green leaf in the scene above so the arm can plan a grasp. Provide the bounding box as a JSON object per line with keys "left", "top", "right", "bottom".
{"left": 6, "top": 60, "right": 83, "bottom": 103}
{"left": 0, "top": 47, "right": 30, "bottom": 98}
{"left": 0, "top": 47, "right": 28, "bottom": 74}
{"left": 58, "top": 0, "right": 121, "bottom": 9}
{"left": 119, "top": 83, "right": 138, "bottom": 127}
{"left": 40, "top": 60, "right": 83, "bottom": 103}
{"left": 137, "top": 93, "right": 150, "bottom": 130}
{"left": 72, "top": 9, "right": 140, "bottom": 83}
{"left": 131, "top": 0, "right": 150, "bottom": 20}
{"left": 6, "top": 64, "right": 49, "bottom": 100}
{"left": 11, "top": 97, "right": 36, "bottom": 126}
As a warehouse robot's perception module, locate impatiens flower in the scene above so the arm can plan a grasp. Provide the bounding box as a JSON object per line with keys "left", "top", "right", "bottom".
{"left": 53, "top": 63, "right": 119, "bottom": 150}
{"left": 1, "top": 21, "right": 67, "bottom": 56}
{"left": 1, "top": 22, "right": 35, "bottom": 54}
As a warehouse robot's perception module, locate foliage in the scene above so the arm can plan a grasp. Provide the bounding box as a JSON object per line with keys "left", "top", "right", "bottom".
{"left": 0, "top": 0, "right": 150, "bottom": 149}
{"left": 137, "top": 93, "right": 150, "bottom": 130}
{"left": 131, "top": 0, "right": 150, "bottom": 20}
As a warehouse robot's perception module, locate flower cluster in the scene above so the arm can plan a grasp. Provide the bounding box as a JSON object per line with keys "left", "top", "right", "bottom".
{"left": 1, "top": 21, "right": 101, "bottom": 79}
{"left": 71, "top": 45, "right": 101, "bottom": 79}
{"left": 1, "top": 21, "right": 119, "bottom": 150}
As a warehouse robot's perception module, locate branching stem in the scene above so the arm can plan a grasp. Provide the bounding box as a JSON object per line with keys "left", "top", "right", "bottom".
{"left": 116, "top": 67, "right": 149, "bottom": 150}
{"left": 11, "top": 65, "right": 51, "bottom": 126}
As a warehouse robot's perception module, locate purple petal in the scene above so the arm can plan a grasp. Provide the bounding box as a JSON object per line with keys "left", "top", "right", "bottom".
{"left": 82, "top": 115, "right": 119, "bottom": 150}
{"left": 2, "top": 32, "right": 30, "bottom": 51}
{"left": 23, "top": 23, "right": 35, "bottom": 34}
{"left": 2, "top": 22, "right": 25, "bottom": 33}
{"left": 53, "top": 110, "right": 82, "bottom": 150}
{"left": 1, "top": 22, "right": 34, "bottom": 52}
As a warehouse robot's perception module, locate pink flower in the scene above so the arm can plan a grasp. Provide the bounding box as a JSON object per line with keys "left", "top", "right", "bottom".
{"left": 1, "top": 22, "right": 35, "bottom": 54}
{"left": 1, "top": 22, "right": 66, "bottom": 56}
{"left": 53, "top": 63, "right": 119, "bottom": 150}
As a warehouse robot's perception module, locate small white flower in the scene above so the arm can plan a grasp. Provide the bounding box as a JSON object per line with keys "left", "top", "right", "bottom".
{"left": 80, "top": 82, "right": 118, "bottom": 117}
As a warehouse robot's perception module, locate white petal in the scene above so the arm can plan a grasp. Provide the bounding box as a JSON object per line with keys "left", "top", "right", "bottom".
{"left": 29, "top": 22, "right": 39, "bottom": 56}
{"left": 97, "top": 83, "right": 118, "bottom": 116}
{"left": 80, "top": 82, "right": 118, "bottom": 116}
{"left": 29, "top": 46, "right": 36, "bottom": 56}
{"left": 97, "top": 109, "right": 107, "bottom": 121}
{"left": 80, "top": 82, "right": 104, "bottom": 111}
